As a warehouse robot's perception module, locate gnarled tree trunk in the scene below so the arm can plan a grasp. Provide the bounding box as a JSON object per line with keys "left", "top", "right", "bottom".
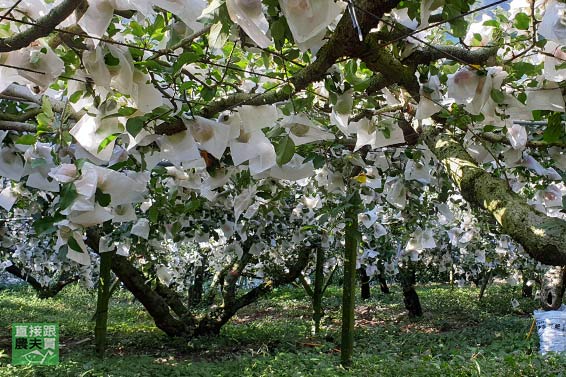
{"left": 541, "top": 267, "right": 566, "bottom": 311}
{"left": 87, "top": 229, "right": 311, "bottom": 338}
{"left": 4, "top": 264, "right": 79, "bottom": 298}
{"left": 400, "top": 264, "right": 422, "bottom": 318}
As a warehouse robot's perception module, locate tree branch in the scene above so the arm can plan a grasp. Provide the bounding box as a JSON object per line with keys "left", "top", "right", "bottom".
{"left": 0, "top": 120, "right": 37, "bottom": 132}
{"left": 84, "top": 230, "right": 192, "bottom": 336}
{"left": 0, "top": 0, "right": 80, "bottom": 52}
{"left": 404, "top": 45, "right": 498, "bottom": 66}
{"left": 423, "top": 126, "right": 566, "bottom": 266}
{"left": 196, "top": 0, "right": 401, "bottom": 120}
{"left": 477, "top": 131, "right": 566, "bottom": 149}
{"left": 0, "top": 108, "right": 41, "bottom": 122}
{"left": 1, "top": 83, "right": 83, "bottom": 120}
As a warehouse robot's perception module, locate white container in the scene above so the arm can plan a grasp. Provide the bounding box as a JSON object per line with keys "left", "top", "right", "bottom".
{"left": 534, "top": 305, "right": 566, "bottom": 354}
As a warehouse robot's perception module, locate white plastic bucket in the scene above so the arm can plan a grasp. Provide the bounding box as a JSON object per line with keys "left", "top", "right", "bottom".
{"left": 534, "top": 305, "right": 566, "bottom": 354}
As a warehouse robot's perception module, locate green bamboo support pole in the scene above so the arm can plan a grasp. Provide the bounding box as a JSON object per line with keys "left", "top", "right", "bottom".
{"left": 95, "top": 251, "right": 113, "bottom": 358}
{"left": 341, "top": 191, "right": 361, "bottom": 367}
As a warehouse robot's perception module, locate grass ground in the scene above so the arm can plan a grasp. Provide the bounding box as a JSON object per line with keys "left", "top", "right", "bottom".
{"left": 0, "top": 282, "right": 564, "bottom": 376}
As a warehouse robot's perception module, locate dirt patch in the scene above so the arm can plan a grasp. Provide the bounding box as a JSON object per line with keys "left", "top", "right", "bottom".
{"left": 232, "top": 303, "right": 311, "bottom": 324}
{"left": 231, "top": 307, "right": 283, "bottom": 324}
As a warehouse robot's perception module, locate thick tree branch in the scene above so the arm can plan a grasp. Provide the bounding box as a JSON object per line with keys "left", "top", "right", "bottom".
{"left": 4, "top": 263, "right": 79, "bottom": 298}
{"left": 478, "top": 131, "right": 566, "bottom": 149}
{"left": 404, "top": 45, "right": 498, "bottom": 66}
{"left": 197, "top": 0, "right": 401, "bottom": 120}
{"left": 423, "top": 127, "right": 566, "bottom": 266}
{"left": 364, "top": 43, "right": 566, "bottom": 267}
{"left": 0, "top": 108, "right": 41, "bottom": 122}
{"left": 0, "top": 0, "right": 79, "bottom": 52}
{"left": 85, "top": 230, "right": 192, "bottom": 336}
{"left": 356, "top": 41, "right": 420, "bottom": 99}
{"left": 1, "top": 84, "right": 83, "bottom": 120}
{"left": 198, "top": 245, "right": 312, "bottom": 333}
{"left": 0, "top": 120, "right": 37, "bottom": 132}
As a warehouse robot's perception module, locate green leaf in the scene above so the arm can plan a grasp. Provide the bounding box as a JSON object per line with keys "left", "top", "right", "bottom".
{"left": 95, "top": 188, "right": 111, "bottom": 207}
{"left": 173, "top": 51, "right": 200, "bottom": 74}
{"left": 483, "top": 20, "right": 499, "bottom": 27}
{"left": 118, "top": 107, "right": 138, "bottom": 116}
{"left": 312, "top": 155, "right": 325, "bottom": 169}
{"left": 59, "top": 183, "right": 78, "bottom": 210}
{"left": 490, "top": 89, "right": 505, "bottom": 104}
{"left": 148, "top": 205, "right": 159, "bottom": 223}
{"left": 514, "top": 12, "right": 530, "bottom": 30}
{"left": 382, "top": 126, "right": 391, "bottom": 139}
{"left": 69, "top": 90, "right": 83, "bottom": 104}
{"left": 450, "top": 18, "right": 468, "bottom": 38}
{"left": 41, "top": 97, "right": 54, "bottom": 118}
{"left": 201, "top": 86, "right": 217, "bottom": 102}
{"left": 36, "top": 113, "right": 51, "bottom": 128}
{"left": 67, "top": 236, "right": 83, "bottom": 253}
{"left": 275, "top": 135, "right": 295, "bottom": 166}
{"left": 270, "top": 18, "right": 287, "bottom": 42}
{"left": 171, "top": 222, "right": 182, "bottom": 236}
{"left": 15, "top": 134, "right": 37, "bottom": 145}
{"left": 543, "top": 112, "right": 564, "bottom": 143}
{"left": 266, "top": 127, "right": 286, "bottom": 138}
{"left": 126, "top": 117, "right": 145, "bottom": 137}
{"left": 353, "top": 79, "right": 370, "bottom": 92}
{"left": 104, "top": 52, "right": 120, "bottom": 66}
{"left": 33, "top": 214, "right": 65, "bottom": 235}
{"left": 511, "top": 62, "right": 539, "bottom": 77}
{"left": 185, "top": 199, "right": 201, "bottom": 213}
{"left": 97, "top": 133, "right": 120, "bottom": 153}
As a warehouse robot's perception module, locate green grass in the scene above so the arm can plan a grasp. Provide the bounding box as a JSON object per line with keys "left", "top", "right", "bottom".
{"left": 0, "top": 283, "right": 564, "bottom": 376}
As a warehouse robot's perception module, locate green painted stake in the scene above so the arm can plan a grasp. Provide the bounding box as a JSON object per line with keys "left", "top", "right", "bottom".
{"left": 95, "top": 251, "right": 113, "bottom": 358}
{"left": 341, "top": 192, "right": 361, "bottom": 368}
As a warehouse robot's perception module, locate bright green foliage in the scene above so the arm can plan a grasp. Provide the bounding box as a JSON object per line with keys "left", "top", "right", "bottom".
{"left": 0, "top": 284, "right": 563, "bottom": 376}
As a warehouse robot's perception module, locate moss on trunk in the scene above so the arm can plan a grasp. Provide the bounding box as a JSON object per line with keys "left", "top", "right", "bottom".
{"left": 424, "top": 129, "right": 566, "bottom": 266}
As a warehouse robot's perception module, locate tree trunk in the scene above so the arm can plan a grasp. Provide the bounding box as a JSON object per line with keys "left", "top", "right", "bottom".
{"left": 541, "top": 267, "right": 566, "bottom": 310}
{"left": 374, "top": 263, "right": 389, "bottom": 294}
{"left": 449, "top": 267, "right": 454, "bottom": 290}
{"left": 377, "top": 274, "right": 390, "bottom": 294}
{"left": 110, "top": 255, "right": 191, "bottom": 336}
{"left": 522, "top": 274, "right": 534, "bottom": 298}
{"left": 522, "top": 280, "right": 533, "bottom": 298}
{"left": 313, "top": 246, "right": 324, "bottom": 335}
{"left": 188, "top": 256, "right": 206, "bottom": 306}
{"left": 95, "top": 251, "right": 113, "bottom": 358}
{"left": 85, "top": 230, "right": 311, "bottom": 340}
{"left": 341, "top": 191, "right": 361, "bottom": 368}
{"left": 478, "top": 269, "right": 492, "bottom": 301}
{"left": 400, "top": 265, "right": 422, "bottom": 318}
{"left": 359, "top": 269, "right": 371, "bottom": 300}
